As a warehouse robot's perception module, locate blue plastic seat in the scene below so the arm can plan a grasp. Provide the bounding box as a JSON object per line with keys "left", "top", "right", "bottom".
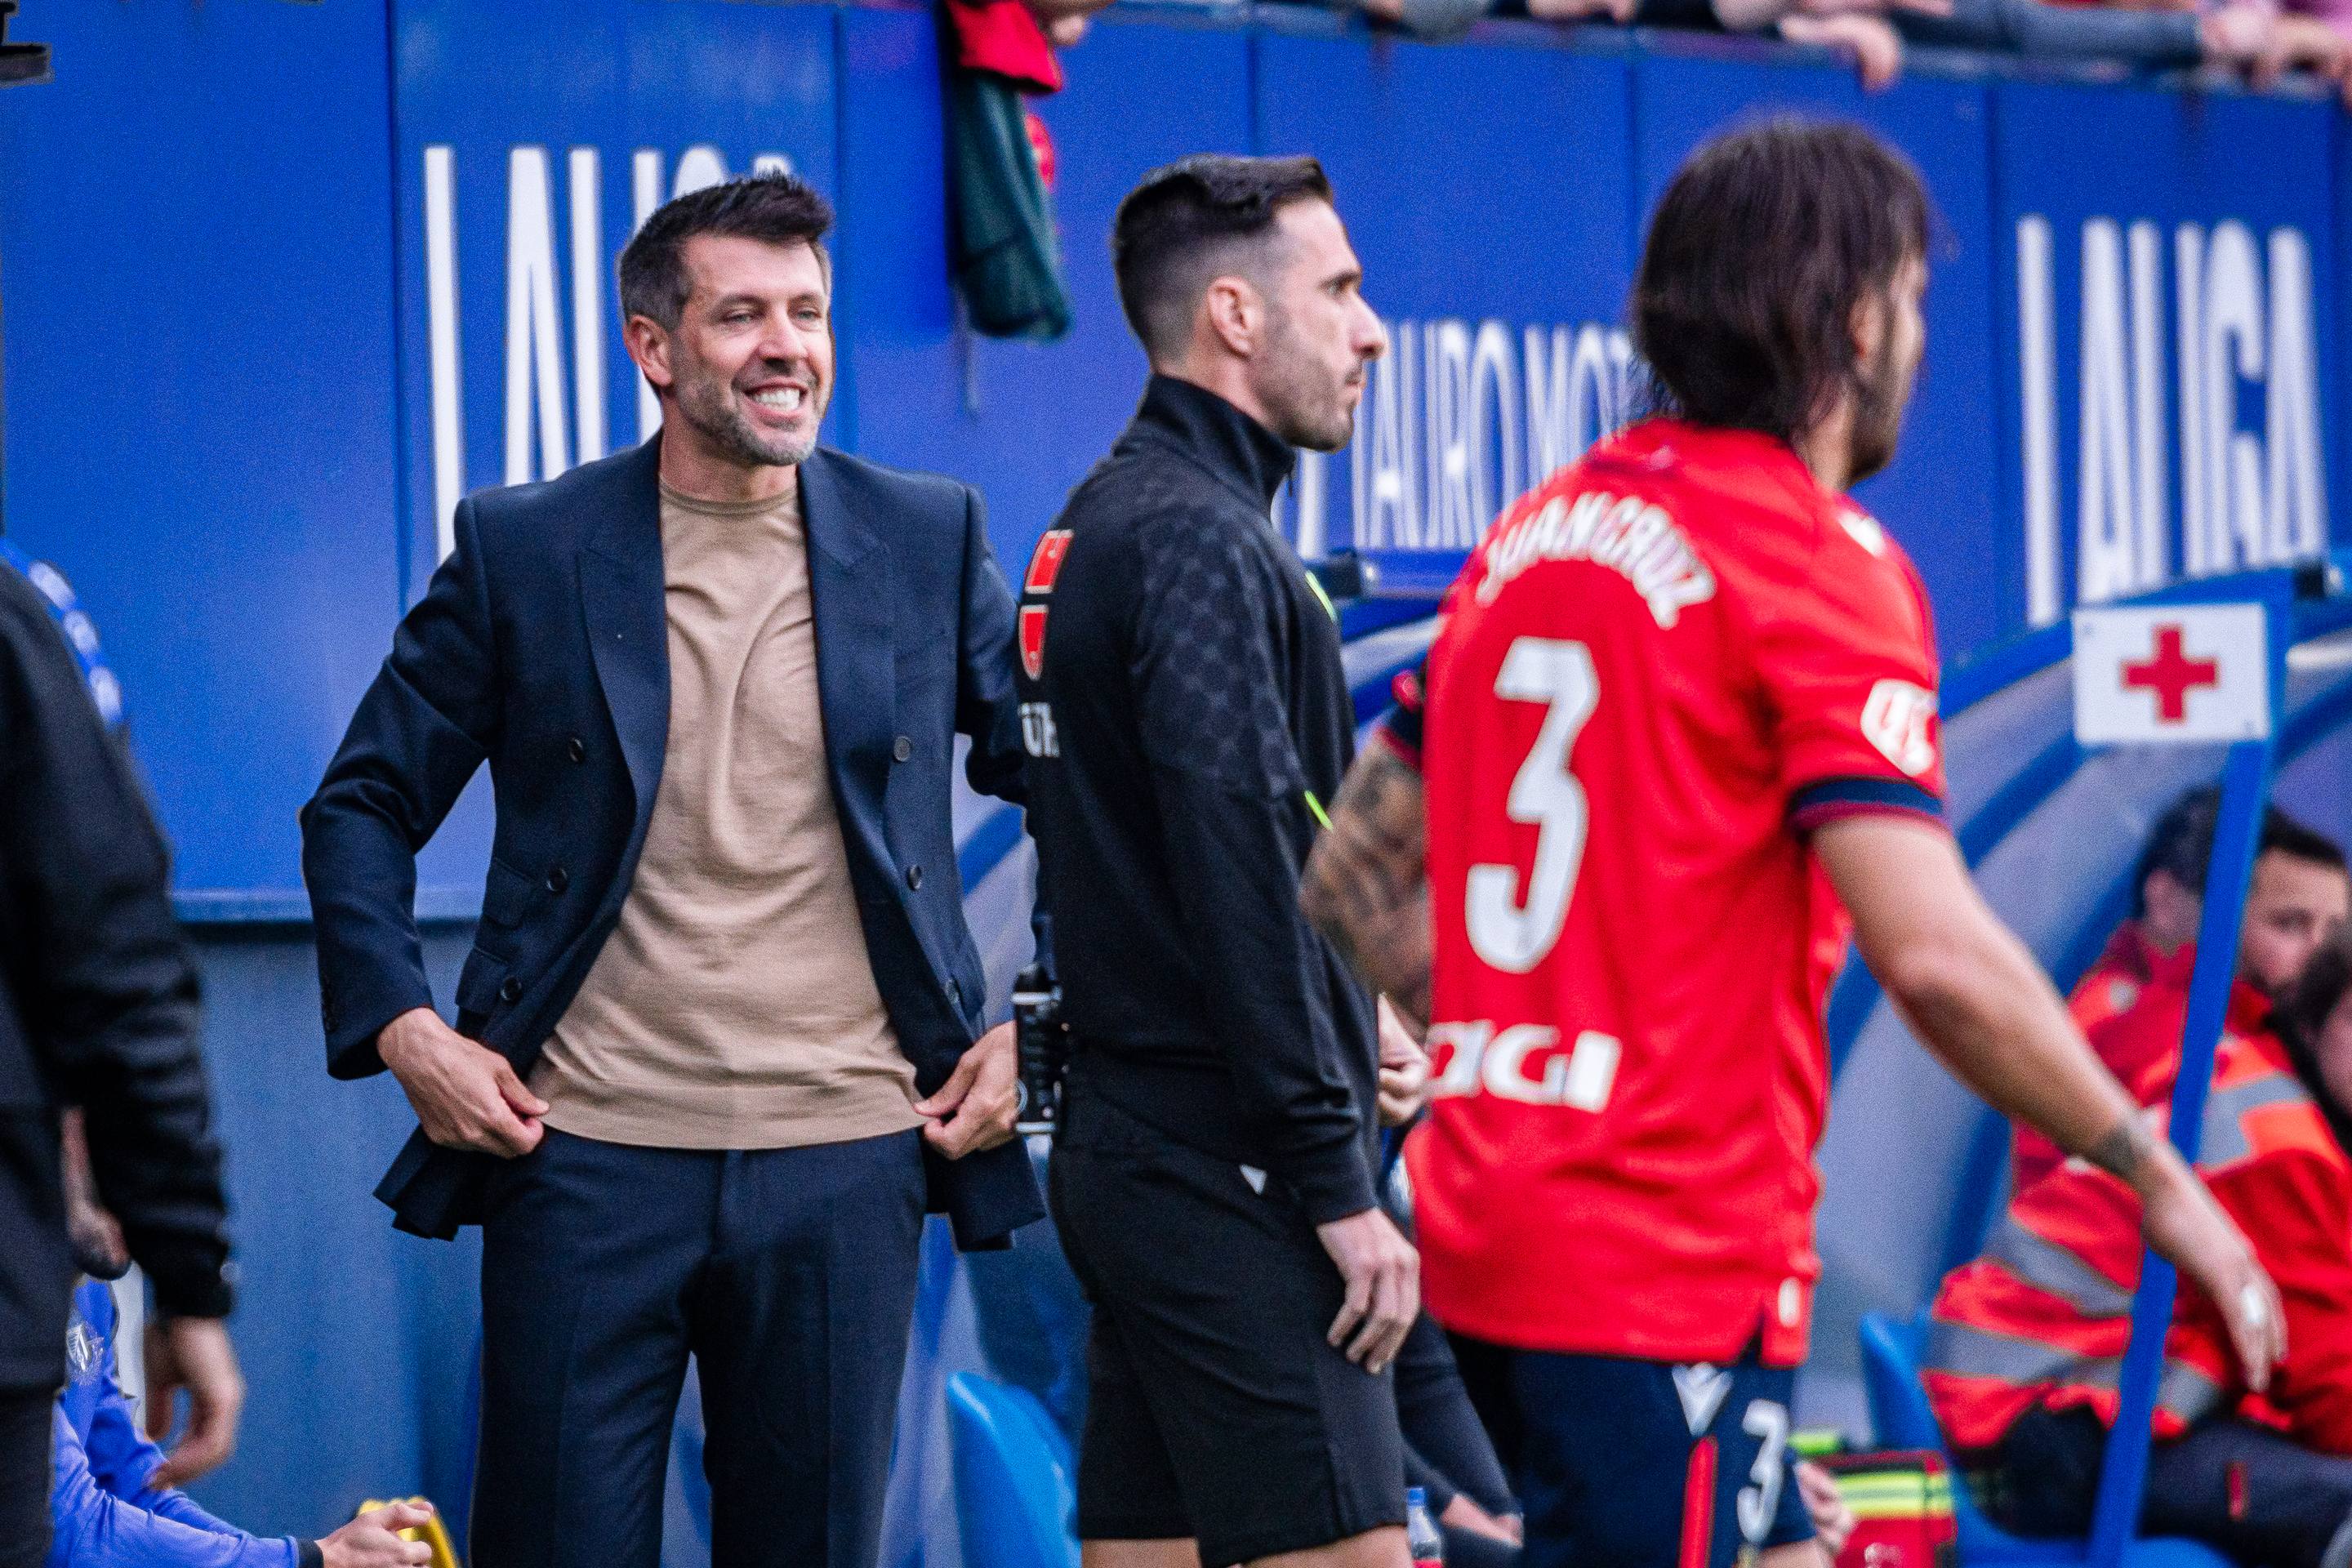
{"left": 1859, "top": 1312, "right": 2234, "bottom": 1568}
{"left": 946, "top": 1371, "right": 1081, "bottom": 1568}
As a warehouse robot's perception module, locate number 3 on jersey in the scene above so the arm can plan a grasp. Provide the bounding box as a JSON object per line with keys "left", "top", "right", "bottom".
{"left": 1467, "top": 638, "right": 1599, "bottom": 973}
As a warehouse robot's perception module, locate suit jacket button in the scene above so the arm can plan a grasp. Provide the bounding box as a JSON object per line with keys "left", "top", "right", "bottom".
{"left": 565, "top": 737, "right": 586, "bottom": 764}
{"left": 498, "top": 976, "right": 524, "bottom": 1004}
{"left": 947, "top": 978, "right": 962, "bottom": 1006}
{"left": 893, "top": 736, "right": 913, "bottom": 763}
{"left": 906, "top": 864, "right": 924, "bottom": 891}
{"left": 546, "top": 866, "right": 569, "bottom": 893}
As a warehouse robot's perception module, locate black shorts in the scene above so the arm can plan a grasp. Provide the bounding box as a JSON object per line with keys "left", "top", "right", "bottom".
{"left": 1450, "top": 1334, "right": 1811, "bottom": 1568}
{"left": 1048, "top": 1085, "right": 1405, "bottom": 1567}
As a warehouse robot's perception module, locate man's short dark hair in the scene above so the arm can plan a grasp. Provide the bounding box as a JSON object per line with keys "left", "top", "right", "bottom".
{"left": 1111, "top": 154, "right": 1334, "bottom": 363}
{"left": 2264, "top": 808, "right": 2348, "bottom": 876}
{"left": 617, "top": 172, "right": 834, "bottom": 331}
{"left": 1632, "top": 118, "right": 1929, "bottom": 443}
{"left": 2133, "top": 786, "right": 2346, "bottom": 915}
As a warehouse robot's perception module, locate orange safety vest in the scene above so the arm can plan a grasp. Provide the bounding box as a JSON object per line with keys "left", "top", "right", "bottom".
{"left": 1926, "top": 983, "right": 2352, "bottom": 1458}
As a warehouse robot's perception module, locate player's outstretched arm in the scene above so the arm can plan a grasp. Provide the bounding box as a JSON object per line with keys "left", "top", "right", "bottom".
{"left": 1814, "top": 812, "right": 2287, "bottom": 1389}
{"left": 1301, "top": 741, "right": 1432, "bottom": 1032}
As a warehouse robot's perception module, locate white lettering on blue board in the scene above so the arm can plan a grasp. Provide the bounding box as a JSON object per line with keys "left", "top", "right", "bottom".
{"left": 2016, "top": 213, "right": 2327, "bottom": 626}
{"left": 421, "top": 141, "right": 794, "bottom": 559}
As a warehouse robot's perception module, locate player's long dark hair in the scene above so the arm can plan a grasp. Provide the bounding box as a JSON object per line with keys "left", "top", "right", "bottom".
{"left": 1632, "top": 118, "right": 1930, "bottom": 445}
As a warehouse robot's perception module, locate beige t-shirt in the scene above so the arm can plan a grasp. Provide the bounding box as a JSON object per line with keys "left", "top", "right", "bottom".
{"left": 532, "top": 479, "right": 922, "bottom": 1149}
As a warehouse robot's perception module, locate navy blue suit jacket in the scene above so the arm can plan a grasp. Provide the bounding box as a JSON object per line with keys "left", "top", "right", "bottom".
{"left": 300, "top": 436, "right": 1044, "bottom": 1247}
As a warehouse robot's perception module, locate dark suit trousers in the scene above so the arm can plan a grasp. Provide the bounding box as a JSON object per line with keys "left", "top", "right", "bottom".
{"left": 0, "top": 1386, "right": 51, "bottom": 1568}
{"left": 471, "top": 1126, "right": 927, "bottom": 1568}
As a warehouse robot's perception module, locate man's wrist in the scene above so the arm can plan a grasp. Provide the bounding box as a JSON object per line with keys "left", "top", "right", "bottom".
{"left": 2086, "top": 1112, "right": 2177, "bottom": 1200}
{"left": 376, "top": 1007, "right": 439, "bottom": 1073}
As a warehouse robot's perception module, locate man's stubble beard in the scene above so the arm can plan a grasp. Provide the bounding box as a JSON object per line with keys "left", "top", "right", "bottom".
{"left": 1256, "top": 306, "right": 1360, "bottom": 454}
{"left": 675, "top": 355, "right": 826, "bottom": 469}
{"left": 1846, "top": 331, "right": 1909, "bottom": 486}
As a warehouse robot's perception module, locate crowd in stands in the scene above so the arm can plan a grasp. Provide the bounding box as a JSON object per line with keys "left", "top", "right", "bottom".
{"left": 987, "top": 0, "right": 2352, "bottom": 120}
{"left": 1324, "top": 0, "right": 2352, "bottom": 99}
{"left": 1339, "top": 0, "right": 2352, "bottom": 100}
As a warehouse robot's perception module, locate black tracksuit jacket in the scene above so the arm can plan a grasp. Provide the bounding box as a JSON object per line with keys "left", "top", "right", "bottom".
{"left": 1015, "top": 375, "right": 1380, "bottom": 1225}
{"left": 0, "top": 564, "right": 231, "bottom": 1390}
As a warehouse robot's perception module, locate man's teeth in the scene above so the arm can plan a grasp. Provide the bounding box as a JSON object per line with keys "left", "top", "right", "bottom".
{"left": 749, "top": 387, "right": 804, "bottom": 412}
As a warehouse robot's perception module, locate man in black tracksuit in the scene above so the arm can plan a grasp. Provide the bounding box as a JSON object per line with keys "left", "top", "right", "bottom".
{"left": 1016, "top": 156, "right": 1413, "bottom": 1568}
{"left": 0, "top": 550, "right": 236, "bottom": 1558}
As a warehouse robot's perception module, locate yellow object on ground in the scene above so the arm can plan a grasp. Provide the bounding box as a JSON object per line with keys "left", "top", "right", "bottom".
{"left": 357, "top": 1499, "right": 461, "bottom": 1568}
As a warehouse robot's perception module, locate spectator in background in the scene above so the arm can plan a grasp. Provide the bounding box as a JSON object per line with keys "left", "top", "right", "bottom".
{"left": 1927, "top": 919, "right": 2352, "bottom": 1568}
{"left": 2013, "top": 800, "right": 2350, "bottom": 1193}
{"left": 1889, "top": 0, "right": 2345, "bottom": 97}
{"left": 0, "top": 545, "right": 239, "bottom": 1568}
{"left": 2071, "top": 788, "right": 2225, "bottom": 1038}
{"left": 47, "top": 1115, "right": 434, "bottom": 1568}
{"left": 2284, "top": 0, "right": 2352, "bottom": 51}
{"left": 1333, "top": 0, "right": 2345, "bottom": 99}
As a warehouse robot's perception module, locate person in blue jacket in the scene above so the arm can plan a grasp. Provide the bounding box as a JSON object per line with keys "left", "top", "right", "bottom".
{"left": 48, "top": 1114, "right": 434, "bottom": 1568}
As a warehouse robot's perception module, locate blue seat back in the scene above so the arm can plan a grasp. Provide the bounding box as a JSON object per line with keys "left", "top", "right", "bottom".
{"left": 946, "top": 1371, "right": 1081, "bottom": 1568}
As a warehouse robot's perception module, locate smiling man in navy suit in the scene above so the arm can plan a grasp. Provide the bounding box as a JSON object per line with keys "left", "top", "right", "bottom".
{"left": 301, "top": 173, "right": 1040, "bottom": 1568}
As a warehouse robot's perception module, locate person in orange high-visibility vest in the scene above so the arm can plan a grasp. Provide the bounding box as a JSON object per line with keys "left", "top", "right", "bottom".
{"left": 1927, "top": 915, "right": 2352, "bottom": 1568}
{"left": 2013, "top": 800, "right": 2348, "bottom": 1192}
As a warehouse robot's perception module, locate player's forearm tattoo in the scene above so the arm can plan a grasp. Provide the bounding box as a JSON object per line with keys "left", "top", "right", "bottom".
{"left": 2087, "top": 1116, "right": 2156, "bottom": 1184}
{"left": 1301, "top": 744, "right": 1433, "bottom": 1031}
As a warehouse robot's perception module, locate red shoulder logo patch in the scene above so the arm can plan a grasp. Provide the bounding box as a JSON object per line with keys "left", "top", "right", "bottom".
{"left": 1024, "top": 529, "right": 1074, "bottom": 595}
{"left": 1020, "top": 605, "right": 1049, "bottom": 680}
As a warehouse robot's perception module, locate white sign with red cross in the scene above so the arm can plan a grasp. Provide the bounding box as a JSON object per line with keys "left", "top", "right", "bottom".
{"left": 2071, "top": 604, "right": 2271, "bottom": 745}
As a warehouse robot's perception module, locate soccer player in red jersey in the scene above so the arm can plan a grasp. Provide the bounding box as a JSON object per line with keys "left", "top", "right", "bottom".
{"left": 1302, "top": 120, "right": 2283, "bottom": 1568}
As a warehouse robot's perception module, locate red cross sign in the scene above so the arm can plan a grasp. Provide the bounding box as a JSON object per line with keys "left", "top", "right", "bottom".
{"left": 2074, "top": 604, "right": 2270, "bottom": 746}
{"left": 2121, "top": 625, "right": 2221, "bottom": 723}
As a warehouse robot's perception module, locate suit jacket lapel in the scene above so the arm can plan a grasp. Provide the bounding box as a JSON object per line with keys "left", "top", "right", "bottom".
{"left": 800, "top": 449, "right": 897, "bottom": 811}
{"left": 578, "top": 439, "right": 670, "bottom": 840}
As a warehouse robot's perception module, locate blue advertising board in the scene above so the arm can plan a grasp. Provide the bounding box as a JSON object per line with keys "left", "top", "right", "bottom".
{"left": 838, "top": 7, "right": 1251, "bottom": 542}
{"left": 4, "top": 2, "right": 2342, "bottom": 903}
{"left": 0, "top": 0, "right": 404, "bottom": 903}
{"left": 1258, "top": 24, "right": 1638, "bottom": 595}
{"left": 1990, "top": 82, "right": 2336, "bottom": 636}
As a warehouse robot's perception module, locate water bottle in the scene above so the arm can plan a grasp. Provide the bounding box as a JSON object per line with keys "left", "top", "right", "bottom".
{"left": 1405, "top": 1486, "right": 1444, "bottom": 1567}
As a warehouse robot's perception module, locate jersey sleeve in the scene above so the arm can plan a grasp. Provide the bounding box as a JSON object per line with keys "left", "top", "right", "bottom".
{"left": 1748, "top": 530, "right": 1946, "bottom": 832}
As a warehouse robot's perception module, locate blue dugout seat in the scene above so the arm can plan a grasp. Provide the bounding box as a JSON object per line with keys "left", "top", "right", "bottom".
{"left": 946, "top": 1371, "right": 1081, "bottom": 1568}
{"left": 1859, "top": 1312, "right": 2232, "bottom": 1568}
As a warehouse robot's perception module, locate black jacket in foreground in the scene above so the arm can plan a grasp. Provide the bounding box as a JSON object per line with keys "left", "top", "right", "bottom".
{"left": 0, "top": 565, "right": 231, "bottom": 1390}
{"left": 1016, "top": 375, "right": 1380, "bottom": 1225}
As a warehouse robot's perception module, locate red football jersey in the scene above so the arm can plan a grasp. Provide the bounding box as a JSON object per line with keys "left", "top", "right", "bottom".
{"left": 1410, "top": 420, "right": 1946, "bottom": 1367}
